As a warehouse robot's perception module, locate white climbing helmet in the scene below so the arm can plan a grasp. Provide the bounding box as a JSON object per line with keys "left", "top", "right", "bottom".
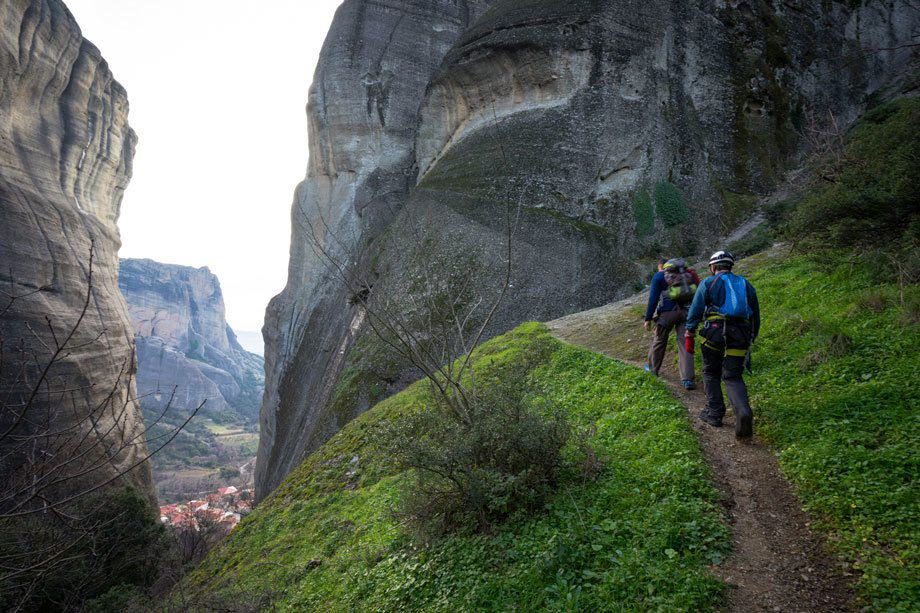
{"left": 708, "top": 250, "right": 735, "bottom": 267}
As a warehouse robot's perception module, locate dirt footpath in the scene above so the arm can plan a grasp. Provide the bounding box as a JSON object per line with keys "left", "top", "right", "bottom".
{"left": 547, "top": 297, "right": 855, "bottom": 612}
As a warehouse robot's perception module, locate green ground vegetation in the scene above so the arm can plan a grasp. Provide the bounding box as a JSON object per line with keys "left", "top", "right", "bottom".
{"left": 732, "top": 249, "right": 919, "bottom": 609}
{"left": 188, "top": 324, "right": 729, "bottom": 610}
{"left": 551, "top": 246, "right": 919, "bottom": 609}
{"left": 785, "top": 98, "right": 919, "bottom": 251}
{"left": 720, "top": 104, "right": 919, "bottom": 607}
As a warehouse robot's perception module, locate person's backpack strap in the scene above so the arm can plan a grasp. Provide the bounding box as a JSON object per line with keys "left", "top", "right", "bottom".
{"left": 705, "top": 272, "right": 727, "bottom": 306}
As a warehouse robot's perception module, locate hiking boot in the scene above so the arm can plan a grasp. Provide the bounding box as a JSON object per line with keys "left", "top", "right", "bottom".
{"left": 682, "top": 379, "right": 696, "bottom": 390}
{"left": 735, "top": 413, "right": 753, "bottom": 438}
{"left": 698, "top": 410, "right": 722, "bottom": 427}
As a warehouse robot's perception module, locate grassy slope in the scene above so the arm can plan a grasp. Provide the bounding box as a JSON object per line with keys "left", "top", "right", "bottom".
{"left": 190, "top": 250, "right": 918, "bottom": 610}
{"left": 552, "top": 247, "right": 919, "bottom": 609}
{"left": 734, "top": 249, "right": 919, "bottom": 609}
{"left": 190, "top": 323, "right": 729, "bottom": 610}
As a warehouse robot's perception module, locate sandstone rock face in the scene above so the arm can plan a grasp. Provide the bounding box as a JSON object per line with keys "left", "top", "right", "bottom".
{"left": 258, "top": 0, "right": 919, "bottom": 498}
{"left": 0, "top": 1, "right": 152, "bottom": 498}
{"left": 118, "top": 258, "right": 264, "bottom": 423}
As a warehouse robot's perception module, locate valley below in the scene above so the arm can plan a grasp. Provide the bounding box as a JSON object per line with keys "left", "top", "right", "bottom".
{"left": 119, "top": 258, "right": 264, "bottom": 503}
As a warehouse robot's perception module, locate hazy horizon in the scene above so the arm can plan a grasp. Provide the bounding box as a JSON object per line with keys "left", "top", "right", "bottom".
{"left": 65, "top": 0, "right": 342, "bottom": 331}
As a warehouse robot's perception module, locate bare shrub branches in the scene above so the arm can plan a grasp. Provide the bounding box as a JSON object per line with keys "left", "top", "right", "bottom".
{"left": 801, "top": 108, "right": 853, "bottom": 183}
{"left": 0, "top": 244, "right": 202, "bottom": 611}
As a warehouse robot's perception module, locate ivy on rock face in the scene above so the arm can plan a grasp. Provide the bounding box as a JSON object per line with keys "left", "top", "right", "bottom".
{"left": 632, "top": 188, "right": 655, "bottom": 237}
{"left": 654, "top": 181, "right": 690, "bottom": 228}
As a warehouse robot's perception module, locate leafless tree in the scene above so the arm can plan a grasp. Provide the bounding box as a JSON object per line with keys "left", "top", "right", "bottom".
{"left": 0, "top": 245, "right": 203, "bottom": 611}
{"left": 299, "top": 80, "right": 535, "bottom": 425}
{"left": 294, "top": 95, "right": 585, "bottom": 539}
{"left": 171, "top": 513, "right": 230, "bottom": 568}
{"left": 301, "top": 187, "right": 521, "bottom": 427}
{"left": 799, "top": 107, "right": 870, "bottom": 187}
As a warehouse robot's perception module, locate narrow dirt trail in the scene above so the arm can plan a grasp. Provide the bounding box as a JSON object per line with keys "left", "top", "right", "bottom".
{"left": 547, "top": 296, "right": 855, "bottom": 612}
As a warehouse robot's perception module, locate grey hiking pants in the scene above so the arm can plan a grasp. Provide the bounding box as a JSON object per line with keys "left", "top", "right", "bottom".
{"left": 647, "top": 308, "right": 695, "bottom": 381}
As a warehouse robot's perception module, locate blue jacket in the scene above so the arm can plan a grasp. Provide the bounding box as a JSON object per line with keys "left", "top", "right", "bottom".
{"left": 644, "top": 271, "right": 682, "bottom": 321}
{"left": 686, "top": 272, "right": 761, "bottom": 337}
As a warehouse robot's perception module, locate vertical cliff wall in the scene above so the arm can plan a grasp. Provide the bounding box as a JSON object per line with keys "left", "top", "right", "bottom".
{"left": 258, "top": 0, "right": 919, "bottom": 499}
{"left": 119, "top": 258, "right": 264, "bottom": 423}
{"left": 257, "top": 0, "right": 496, "bottom": 498}
{"left": 0, "top": 1, "right": 152, "bottom": 498}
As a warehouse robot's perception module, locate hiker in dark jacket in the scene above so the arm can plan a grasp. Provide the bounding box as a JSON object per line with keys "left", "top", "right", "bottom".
{"left": 685, "top": 250, "right": 761, "bottom": 438}
{"left": 644, "top": 257, "right": 701, "bottom": 390}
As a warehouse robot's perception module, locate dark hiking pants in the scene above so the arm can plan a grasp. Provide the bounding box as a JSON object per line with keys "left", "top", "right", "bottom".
{"left": 701, "top": 344, "right": 753, "bottom": 437}
{"left": 647, "top": 308, "right": 694, "bottom": 381}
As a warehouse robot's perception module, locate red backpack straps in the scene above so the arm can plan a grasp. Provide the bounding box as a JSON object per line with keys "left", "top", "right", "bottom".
{"left": 705, "top": 272, "right": 727, "bottom": 306}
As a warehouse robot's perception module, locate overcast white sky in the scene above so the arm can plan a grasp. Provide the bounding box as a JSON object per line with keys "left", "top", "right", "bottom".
{"left": 65, "top": 0, "right": 342, "bottom": 333}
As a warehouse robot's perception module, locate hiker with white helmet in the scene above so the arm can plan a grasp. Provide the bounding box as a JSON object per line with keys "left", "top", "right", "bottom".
{"left": 685, "top": 251, "right": 761, "bottom": 438}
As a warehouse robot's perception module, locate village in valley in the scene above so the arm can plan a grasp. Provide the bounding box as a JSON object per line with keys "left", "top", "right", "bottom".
{"left": 158, "top": 486, "right": 254, "bottom": 534}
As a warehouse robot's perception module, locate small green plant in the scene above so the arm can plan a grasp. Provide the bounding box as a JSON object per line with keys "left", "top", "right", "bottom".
{"left": 632, "top": 189, "right": 655, "bottom": 236}
{"left": 899, "top": 291, "right": 920, "bottom": 326}
{"left": 381, "top": 355, "right": 570, "bottom": 539}
{"left": 654, "top": 181, "right": 690, "bottom": 227}
{"left": 187, "top": 338, "right": 201, "bottom": 359}
{"left": 858, "top": 289, "right": 889, "bottom": 313}
{"left": 219, "top": 466, "right": 241, "bottom": 480}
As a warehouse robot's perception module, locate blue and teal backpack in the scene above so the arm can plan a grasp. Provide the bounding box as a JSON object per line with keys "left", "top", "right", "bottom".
{"left": 707, "top": 272, "right": 752, "bottom": 319}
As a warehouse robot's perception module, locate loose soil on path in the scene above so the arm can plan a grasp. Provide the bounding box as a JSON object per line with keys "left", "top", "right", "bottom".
{"left": 547, "top": 295, "right": 855, "bottom": 612}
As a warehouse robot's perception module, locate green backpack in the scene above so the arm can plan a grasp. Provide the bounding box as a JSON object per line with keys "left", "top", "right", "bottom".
{"left": 662, "top": 258, "right": 697, "bottom": 305}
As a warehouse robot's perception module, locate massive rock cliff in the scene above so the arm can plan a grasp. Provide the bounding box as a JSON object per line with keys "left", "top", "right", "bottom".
{"left": 258, "top": 0, "right": 496, "bottom": 498}
{"left": 0, "top": 1, "right": 152, "bottom": 498}
{"left": 119, "top": 258, "right": 264, "bottom": 423}
{"left": 258, "top": 0, "right": 919, "bottom": 498}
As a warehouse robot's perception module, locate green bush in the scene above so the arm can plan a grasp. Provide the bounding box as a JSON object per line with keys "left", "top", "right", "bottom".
{"left": 632, "top": 189, "right": 655, "bottom": 236}
{"left": 381, "top": 352, "right": 570, "bottom": 539}
{"left": 85, "top": 584, "right": 150, "bottom": 612}
{"left": 186, "top": 324, "right": 729, "bottom": 610}
{"left": 220, "top": 466, "right": 242, "bottom": 480}
{"left": 785, "top": 98, "right": 919, "bottom": 251}
{"left": 654, "top": 181, "right": 690, "bottom": 227}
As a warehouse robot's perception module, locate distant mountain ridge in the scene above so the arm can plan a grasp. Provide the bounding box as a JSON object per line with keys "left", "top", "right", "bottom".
{"left": 234, "top": 330, "right": 265, "bottom": 357}
{"left": 119, "top": 258, "right": 264, "bottom": 423}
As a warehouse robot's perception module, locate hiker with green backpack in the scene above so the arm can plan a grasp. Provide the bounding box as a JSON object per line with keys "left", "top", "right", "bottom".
{"left": 643, "top": 257, "right": 701, "bottom": 389}
{"left": 685, "top": 250, "right": 761, "bottom": 438}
